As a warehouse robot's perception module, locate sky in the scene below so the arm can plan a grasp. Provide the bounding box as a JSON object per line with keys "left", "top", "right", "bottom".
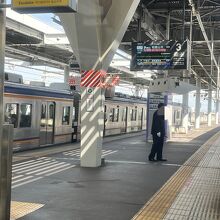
{"left": 31, "top": 13, "right": 64, "bottom": 31}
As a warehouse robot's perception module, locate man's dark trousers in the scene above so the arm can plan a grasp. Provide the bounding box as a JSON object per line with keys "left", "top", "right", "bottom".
{"left": 149, "top": 134, "right": 164, "bottom": 160}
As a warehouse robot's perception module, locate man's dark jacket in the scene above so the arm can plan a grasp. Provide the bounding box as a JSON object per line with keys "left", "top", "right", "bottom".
{"left": 151, "top": 110, "right": 165, "bottom": 137}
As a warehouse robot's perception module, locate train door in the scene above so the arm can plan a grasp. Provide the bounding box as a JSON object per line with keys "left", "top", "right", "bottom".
{"left": 121, "top": 107, "right": 128, "bottom": 133}
{"left": 40, "top": 102, "right": 55, "bottom": 146}
{"left": 140, "top": 108, "right": 144, "bottom": 130}
{"left": 125, "top": 107, "right": 128, "bottom": 132}
{"left": 103, "top": 105, "right": 107, "bottom": 136}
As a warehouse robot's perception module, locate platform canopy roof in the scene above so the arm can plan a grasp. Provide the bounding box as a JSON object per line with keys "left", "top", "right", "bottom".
{"left": 5, "top": 0, "right": 220, "bottom": 89}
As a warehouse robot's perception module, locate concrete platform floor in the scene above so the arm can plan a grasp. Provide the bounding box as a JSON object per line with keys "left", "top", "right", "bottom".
{"left": 12, "top": 126, "right": 220, "bottom": 220}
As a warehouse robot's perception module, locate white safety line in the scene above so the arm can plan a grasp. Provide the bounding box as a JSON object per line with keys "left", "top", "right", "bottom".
{"left": 63, "top": 149, "right": 118, "bottom": 158}
{"left": 102, "top": 150, "right": 112, "bottom": 153}
{"left": 63, "top": 150, "right": 80, "bottom": 156}
{"left": 64, "top": 153, "right": 80, "bottom": 157}
{"left": 12, "top": 177, "right": 43, "bottom": 189}
{"left": 63, "top": 153, "right": 76, "bottom": 155}
{"left": 14, "top": 161, "right": 59, "bottom": 174}
{"left": 106, "top": 160, "right": 181, "bottom": 167}
{"left": 12, "top": 175, "right": 24, "bottom": 180}
{"left": 13, "top": 157, "right": 51, "bottom": 168}
{"left": 13, "top": 159, "right": 36, "bottom": 167}
{"left": 36, "top": 164, "right": 72, "bottom": 176}
{"left": 103, "top": 150, "right": 118, "bottom": 157}
{"left": 51, "top": 157, "right": 80, "bottom": 161}
{"left": 162, "top": 163, "right": 181, "bottom": 167}
{"left": 64, "top": 149, "right": 80, "bottom": 153}
{"left": 45, "top": 165, "right": 76, "bottom": 176}
{"left": 12, "top": 176, "right": 33, "bottom": 184}
{"left": 11, "top": 156, "right": 77, "bottom": 189}
{"left": 26, "top": 162, "right": 66, "bottom": 175}
{"left": 106, "top": 160, "right": 148, "bottom": 165}
{"left": 13, "top": 160, "right": 55, "bottom": 172}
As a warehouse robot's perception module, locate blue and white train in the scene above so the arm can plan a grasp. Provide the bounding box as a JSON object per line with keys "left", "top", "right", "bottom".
{"left": 4, "top": 73, "right": 147, "bottom": 152}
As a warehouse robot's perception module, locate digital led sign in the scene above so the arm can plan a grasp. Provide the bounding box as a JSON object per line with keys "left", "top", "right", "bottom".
{"left": 130, "top": 40, "right": 188, "bottom": 71}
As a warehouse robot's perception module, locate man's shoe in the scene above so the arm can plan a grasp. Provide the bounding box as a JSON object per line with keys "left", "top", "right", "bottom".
{"left": 149, "top": 158, "right": 157, "bottom": 162}
{"left": 157, "top": 159, "right": 167, "bottom": 161}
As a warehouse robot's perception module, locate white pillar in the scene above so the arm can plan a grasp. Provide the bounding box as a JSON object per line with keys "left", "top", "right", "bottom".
{"left": 195, "top": 78, "right": 201, "bottom": 129}
{"left": 182, "top": 71, "right": 189, "bottom": 133}
{"left": 59, "top": 0, "right": 140, "bottom": 167}
{"left": 64, "top": 65, "right": 70, "bottom": 84}
{"left": 216, "top": 60, "right": 220, "bottom": 125}
{"left": 182, "top": 93, "right": 189, "bottom": 133}
{"left": 208, "top": 84, "right": 212, "bottom": 126}
{"left": 80, "top": 87, "right": 104, "bottom": 167}
{"left": 216, "top": 89, "right": 219, "bottom": 125}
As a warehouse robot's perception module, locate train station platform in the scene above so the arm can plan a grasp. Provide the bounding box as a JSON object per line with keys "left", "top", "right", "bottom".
{"left": 11, "top": 125, "right": 220, "bottom": 220}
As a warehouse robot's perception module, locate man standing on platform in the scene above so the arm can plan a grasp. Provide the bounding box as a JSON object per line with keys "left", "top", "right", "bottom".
{"left": 148, "top": 103, "right": 167, "bottom": 162}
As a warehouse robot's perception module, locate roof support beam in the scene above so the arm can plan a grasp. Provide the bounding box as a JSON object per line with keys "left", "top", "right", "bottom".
{"left": 189, "top": 0, "right": 218, "bottom": 70}
{"left": 5, "top": 46, "right": 67, "bottom": 68}
{"left": 151, "top": 12, "right": 182, "bottom": 22}
{"left": 191, "top": 68, "right": 209, "bottom": 85}
{"left": 134, "top": 6, "right": 165, "bottom": 40}
{"left": 194, "top": 55, "right": 217, "bottom": 86}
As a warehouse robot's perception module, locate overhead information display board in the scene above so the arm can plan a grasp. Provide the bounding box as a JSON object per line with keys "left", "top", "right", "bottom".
{"left": 130, "top": 40, "right": 188, "bottom": 71}
{"left": 12, "top": 0, "right": 77, "bottom": 13}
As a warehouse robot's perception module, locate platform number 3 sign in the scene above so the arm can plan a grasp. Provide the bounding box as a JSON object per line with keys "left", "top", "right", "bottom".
{"left": 176, "top": 43, "right": 182, "bottom": 52}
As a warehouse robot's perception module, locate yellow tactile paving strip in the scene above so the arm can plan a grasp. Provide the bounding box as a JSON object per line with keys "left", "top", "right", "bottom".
{"left": 132, "top": 131, "right": 220, "bottom": 220}
{"left": 11, "top": 201, "right": 44, "bottom": 220}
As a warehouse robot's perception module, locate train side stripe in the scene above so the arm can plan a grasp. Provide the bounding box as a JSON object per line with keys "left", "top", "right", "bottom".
{"left": 5, "top": 86, "right": 73, "bottom": 99}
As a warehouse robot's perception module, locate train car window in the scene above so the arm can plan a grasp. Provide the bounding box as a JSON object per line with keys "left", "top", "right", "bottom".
{"left": 138, "top": 108, "right": 143, "bottom": 120}
{"left": 48, "top": 103, "right": 55, "bottom": 127}
{"left": 72, "top": 107, "right": 76, "bottom": 128}
{"left": 41, "top": 104, "right": 46, "bottom": 127}
{"left": 176, "top": 111, "right": 180, "bottom": 120}
{"left": 62, "top": 106, "right": 70, "bottom": 125}
{"left": 130, "top": 109, "right": 133, "bottom": 120}
{"left": 5, "top": 103, "right": 19, "bottom": 128}
{"left": 109, "top": 108, "right": 114, "bottom": 122}
{"left": 121, "top": 108, "right": 126, "bottom": 121}
{"left": 131, "top": 107, "right": 137, "bottom": 121}
{"left": 134, "top": 107, "right": 137, "bottom": 121}
{"left": 114, "top": 106, "right": 119, "bottom": 122}
{"left": 5, "top": 73, "right": 8, "bottom": 81}
{"left": 72, "top": 107, "right": 76, "bottom": 121}
{"left": 49, "top": 104, "right": 54, "bottom": 118}
{"left": 20, "top": 104, "right": 32, "bottom": 128}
